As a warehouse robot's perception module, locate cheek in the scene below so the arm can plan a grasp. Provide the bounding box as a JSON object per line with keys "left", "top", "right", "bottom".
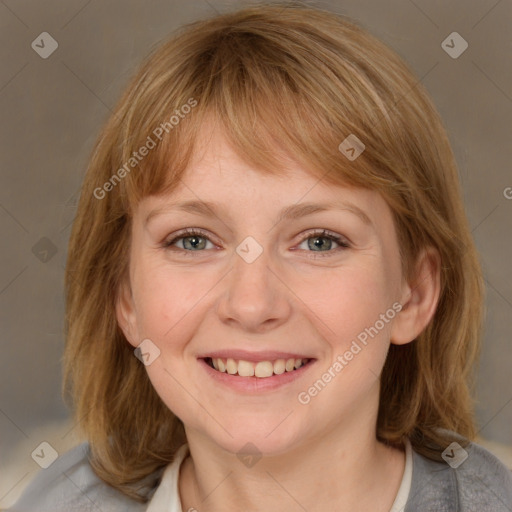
{"left": 133, "top": 263, "right": 211, "bottom": 339}
{"left": 293, "top": 263, "right": 393, "bottom": 347}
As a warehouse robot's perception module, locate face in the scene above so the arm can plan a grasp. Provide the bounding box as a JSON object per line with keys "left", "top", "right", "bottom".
{"left": 117, "top": 128, "right": 409, "bottom": 456}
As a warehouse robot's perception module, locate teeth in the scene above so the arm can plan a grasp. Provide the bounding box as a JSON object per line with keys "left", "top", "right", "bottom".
{"left": 226, "top": 358, "right": 237, "bottom": 375}
{"left": 238, "top": 360, "right": 255, "bottom": 377}
{"left": 255, "top": 361, "right": 274, "bottom": 378}
{"left": 209, "top": 357, "right": 308, "bottom": 378}
{"left": 273, "top": 359, "right": 285, "bottom": 375}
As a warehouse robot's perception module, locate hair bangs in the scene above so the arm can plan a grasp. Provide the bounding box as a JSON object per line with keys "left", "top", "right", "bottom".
{"left": 113, "top": 14, "right": 407, "bottom": 218}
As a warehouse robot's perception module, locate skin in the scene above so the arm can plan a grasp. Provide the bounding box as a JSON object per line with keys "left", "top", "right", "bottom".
{"left": 117, "top": 127, "right": 441, "bottom": 511}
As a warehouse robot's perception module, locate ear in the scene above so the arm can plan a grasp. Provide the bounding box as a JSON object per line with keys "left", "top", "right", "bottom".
{"left": 115, "top": 279, "right": 140, "bottom": 348}
{"left": 390, "top": 246, "right": 441, "bottom": 345}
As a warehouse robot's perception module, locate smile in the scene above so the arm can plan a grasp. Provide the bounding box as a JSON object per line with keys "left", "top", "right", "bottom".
{"left": 205, "top": 357, "right": 311, "bottom": 378}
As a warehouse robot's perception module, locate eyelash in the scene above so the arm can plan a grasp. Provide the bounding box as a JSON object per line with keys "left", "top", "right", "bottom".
{"left": 162, "top": 228, "right": 350, "bottom": 259}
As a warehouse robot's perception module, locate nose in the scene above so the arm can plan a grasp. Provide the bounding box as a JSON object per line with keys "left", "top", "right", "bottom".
{"left": 215, "top": 243, "right": 292, "bottom": 333}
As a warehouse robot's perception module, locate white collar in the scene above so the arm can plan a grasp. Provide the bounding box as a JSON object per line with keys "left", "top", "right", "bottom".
{"left": 389, "top": 437, "right": 413, "bottom": 512}
{"left": 146, "top": 443, "right": 190, "bottom": 512}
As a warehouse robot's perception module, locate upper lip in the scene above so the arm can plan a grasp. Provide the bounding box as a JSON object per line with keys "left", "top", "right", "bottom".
{"left": 198, "top": 350, "right": 314, "bottom": 362}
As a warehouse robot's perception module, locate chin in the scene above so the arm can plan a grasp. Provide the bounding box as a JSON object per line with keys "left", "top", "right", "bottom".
{"left": 199, "top": 414, "right": 305, "bottom": 458}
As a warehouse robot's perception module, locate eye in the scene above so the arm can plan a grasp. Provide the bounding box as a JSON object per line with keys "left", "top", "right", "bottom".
{"left": 296, "top": 229, "right": 350, "bottom": 258}
{"left": 162, "top": 228, "right": 350, "bottom": 258}
{"left": 163, "top": 228, "right": 215, "bottom": 254}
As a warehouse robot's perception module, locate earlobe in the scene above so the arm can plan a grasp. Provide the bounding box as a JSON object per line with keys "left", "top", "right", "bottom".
{"left": 390, "top": 246, "right": 441, "bottom": 345}
{"left": 115, "top": 280, "right": 139, "bottom": 348}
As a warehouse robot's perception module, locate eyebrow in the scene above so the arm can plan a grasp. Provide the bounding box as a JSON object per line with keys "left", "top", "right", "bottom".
{"left": 145, "top": 199, "right": 373, "bottom": 227}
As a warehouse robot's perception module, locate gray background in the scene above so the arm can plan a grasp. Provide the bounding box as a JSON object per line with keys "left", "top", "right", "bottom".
{"left": 1, "top": 0, "right": 511, "bottom": 507}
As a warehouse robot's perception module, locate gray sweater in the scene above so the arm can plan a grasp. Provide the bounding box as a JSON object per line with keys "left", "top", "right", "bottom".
{"left": 6, "top": 438, "right": 512, "bottom": 511}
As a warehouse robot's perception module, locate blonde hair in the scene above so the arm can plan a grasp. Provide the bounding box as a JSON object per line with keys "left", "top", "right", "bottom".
{"left": 63, "top": 3, "right": 484, "bottom": 502}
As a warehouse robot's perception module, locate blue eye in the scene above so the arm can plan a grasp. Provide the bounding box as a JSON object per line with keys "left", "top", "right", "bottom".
{"left": 163, "top": 229, "right": 214, "bottom": 253}
{"left": 297, "top": 229, "right": 350, "bottom": 258}
{"left": 163, "top": 228, "right": 350, "bottom": 258}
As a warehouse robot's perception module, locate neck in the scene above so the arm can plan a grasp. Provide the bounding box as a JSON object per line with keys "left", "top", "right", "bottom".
{"left": 178, "top": 396, "right": 405, "bottom": 511}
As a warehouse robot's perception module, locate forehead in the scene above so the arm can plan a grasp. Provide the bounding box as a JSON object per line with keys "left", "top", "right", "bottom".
{"left": 138, "top": 127, "right": 393, "bottom": 233}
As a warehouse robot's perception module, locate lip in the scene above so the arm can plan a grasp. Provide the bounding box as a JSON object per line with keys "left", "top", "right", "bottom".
{"left": 198, "top": 356, "right": 316, "bottom": 393}
{"left": 197, "top": 349, "right": 313, "bottom": 362}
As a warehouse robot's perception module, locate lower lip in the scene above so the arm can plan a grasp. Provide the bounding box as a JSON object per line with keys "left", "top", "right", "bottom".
{"left": 199, "top": 358, "right": 316, "bottom": 393}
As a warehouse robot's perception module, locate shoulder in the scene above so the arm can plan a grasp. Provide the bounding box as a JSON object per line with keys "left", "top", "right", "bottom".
{"left": 406, "top": 435, "right": 512, "bottom": 511}
{"left": 5, "top": 442, "right": 153, "bottom": 512}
